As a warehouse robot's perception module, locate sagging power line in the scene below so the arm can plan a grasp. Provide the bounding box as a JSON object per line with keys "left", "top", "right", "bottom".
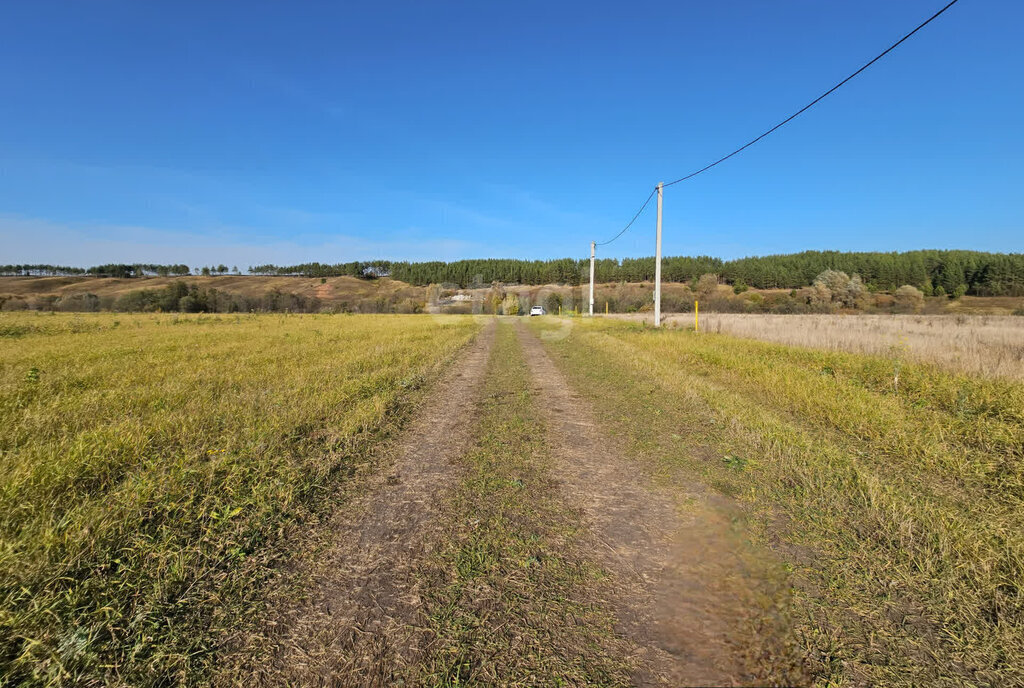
{"left": 595, "top": 187, "right": 656, "bottom": 247}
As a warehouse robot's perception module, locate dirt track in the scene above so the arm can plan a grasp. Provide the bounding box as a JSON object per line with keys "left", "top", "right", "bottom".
{"left": 514, "top": 320, "right": 755, "bottom": 686}
{"left": 251, "top": 317, "right": 763, "bottom": 685}
{"left": 261, "top": 320, "right": 496, "bottom": 686}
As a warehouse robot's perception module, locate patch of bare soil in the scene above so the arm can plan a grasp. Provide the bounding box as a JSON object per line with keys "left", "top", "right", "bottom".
{"left": 314, "top": 281, "right": 332, "bottom": 301}
{"left": 514, "top": 320, "right": 777, "bottom": 687}
{"left": 253, "top": 320, "right": 496, "bottom": 686}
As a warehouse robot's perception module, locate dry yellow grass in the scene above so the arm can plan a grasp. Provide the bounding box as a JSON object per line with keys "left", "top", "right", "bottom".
{"left": 0, "top": 311, "right": 481, "bottom": 685}
{"left": 649, "top": 313, "right": 1024, "bottom": 379}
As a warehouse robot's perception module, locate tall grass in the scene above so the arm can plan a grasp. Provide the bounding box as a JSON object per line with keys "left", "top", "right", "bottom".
{"left": 669, "top": 313, "right": 1024, "bottom": 380}
{"left": 0, "top": 312, "right": 479, "bottom": 685}
{"left": 533, "top": 318, "right": 1024, "bottom": 686}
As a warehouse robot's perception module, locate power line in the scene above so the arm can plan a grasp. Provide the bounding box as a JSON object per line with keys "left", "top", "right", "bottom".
{"left": 594, "top": 0, "right": 962, "bottom": 247}
{"left": 664, "top": 0, "right": 961, "bottom": 187}
{"left": 595, "top": 186, "right": 656, "bottom": 246}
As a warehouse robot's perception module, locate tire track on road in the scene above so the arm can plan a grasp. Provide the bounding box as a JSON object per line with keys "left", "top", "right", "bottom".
{"left": 515, "top": 319, "right": 756, "bottom": 686}
{"left": 258, "top": 320, "right": 496, "bottom": 686}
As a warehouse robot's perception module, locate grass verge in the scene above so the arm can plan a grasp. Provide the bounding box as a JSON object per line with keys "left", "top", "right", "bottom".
{"left": 411, "top": 319, "right": 633, "bottom": 686}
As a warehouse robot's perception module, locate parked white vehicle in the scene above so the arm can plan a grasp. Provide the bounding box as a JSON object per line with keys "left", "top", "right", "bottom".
{"left": 529, "top": 305, "right": 545, "bottom": 316}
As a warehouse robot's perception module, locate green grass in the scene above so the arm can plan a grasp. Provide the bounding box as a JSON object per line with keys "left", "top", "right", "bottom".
{"left": 530, "top": 317, "right": 1024, "bottom": 687}
{"left": 412, "top": 320, "right": 632, "bottom": 686}
{"left": 0, "top": 312, "right": 480, "bottom": 686}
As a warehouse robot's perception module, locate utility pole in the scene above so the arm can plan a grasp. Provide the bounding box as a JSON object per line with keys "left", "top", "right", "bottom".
{"left": 589, "top": 241, "right": 595, "bottom": 316}
{"left": 654, "top": 182, "right": 663, "bottom": 328}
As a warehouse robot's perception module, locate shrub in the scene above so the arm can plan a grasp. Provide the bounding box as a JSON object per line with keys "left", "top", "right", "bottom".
{"left": 813, "top": 269, "right": 849, "bottom": 293}
{"left": 394, "top": 298, "right": 423, "bottom": 314}
{"left": 894, "top": 285, "right": 925, "bottom": 313}
{"left": 694, "top": 273, "right": 719, "bottom": 300}
{"left": 797, "top": 284, "right": 833, "bottom": 311}
{"left": 813, "top": 270, "right": 869, "bottom": 309}
{"left": 178, "top": 293, "right": 207, "bottom": 313}
{"left": 56, "top": 293, "right": 100, "bottom": 312}
{"left": 843, "top": 274, "right": 871, "bottom": 309}
{"left": 660, "top": 293, "right": 693, "bottom": 313}
{"left": 544, "top": 292, "right": 562, "bottom": 314}
{"left": 501, "top": 294, "right": 521, "bottom": 315}
{"left": 485, "top": 282, "right": 505, "bottom": 315}
{"left": 115, "top": 290, "right": 158, "bottom": 312}
{"left": 744, "top": 293, "right": 765, "bottom": 312}
{"left": 769, "top": 296, "right": 807, "bottom": 314}
{"left": 115, "top": 283, "right": 191, "bottom": 312}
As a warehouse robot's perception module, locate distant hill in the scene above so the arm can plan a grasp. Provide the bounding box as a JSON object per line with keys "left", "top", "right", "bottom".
{"left": 1, "top": 273, "right": 1022, "bottom": 316}
{"left": 4, "top": 250, "right": 1023, "bottom": 296}
{"left": 0, "top": 276, "right": 425, "bottom": 314}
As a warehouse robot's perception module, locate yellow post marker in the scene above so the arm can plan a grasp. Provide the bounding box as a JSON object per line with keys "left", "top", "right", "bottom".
{"left": 558, "top": 305, "right": 561, "bottom": 316}
{"left": 695, "top": 300, "right": 699, "bottom": 332}
{"left": 605, "top": 301, "right": 608, "bottom": 314}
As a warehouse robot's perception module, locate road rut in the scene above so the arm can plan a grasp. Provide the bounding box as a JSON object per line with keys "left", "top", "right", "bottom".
{"left": 515, "top": 320, "right": 755, "bottom": 686}
{"left": 262, "top": 320, "right": 496, "bottom": 686}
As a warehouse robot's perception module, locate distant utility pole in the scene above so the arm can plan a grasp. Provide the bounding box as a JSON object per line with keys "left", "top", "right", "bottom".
{"left": 589, "top": 241, "right": 595, "bottom": 316}
{"left": 654, "top": 182, "right": 663, "bottom": 328}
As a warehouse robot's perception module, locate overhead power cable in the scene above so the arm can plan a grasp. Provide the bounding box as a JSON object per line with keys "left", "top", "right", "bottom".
{"left": 595, "top": 187, "right": 657, "bottom": 246}
{"left": 663, "top": 0, "right": 961, "bottom": 188}
{"left": 594, "top": 0, "right": 961, "bottom": 246}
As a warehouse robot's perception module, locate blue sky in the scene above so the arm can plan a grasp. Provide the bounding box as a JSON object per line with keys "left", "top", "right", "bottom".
{"left": 1, "top": 0, "right": 1020, "bottom": 267}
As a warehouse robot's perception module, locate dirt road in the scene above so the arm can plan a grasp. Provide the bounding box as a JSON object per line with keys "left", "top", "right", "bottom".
{"left": 514, "top": 320, "right": 758, "bottom": 686}
{"left": 257, "top": 321, "right": 497, "bottom": 686}
{"left": 241, "top": 317, "right": 772, "bottom": 686}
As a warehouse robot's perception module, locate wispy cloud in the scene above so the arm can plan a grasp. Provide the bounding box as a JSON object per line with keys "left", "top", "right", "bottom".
{"left": 478, "top": 182, "right": 609, "bottom": 228}
{"left": 0, "top": 214, "right": 482, "bottom": 266}
{"left": 427, "top": 200, "right": 523, "bottom": 232}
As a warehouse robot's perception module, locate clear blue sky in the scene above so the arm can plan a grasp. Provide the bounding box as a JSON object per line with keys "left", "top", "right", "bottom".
{"left": 1, "top": 0, "right": 1020, "bottom": 267}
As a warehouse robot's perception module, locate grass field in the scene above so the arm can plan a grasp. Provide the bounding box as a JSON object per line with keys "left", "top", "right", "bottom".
{"left": 531, "top": 317, "right": 1024, "bottom": 686}
{"left": 0, "top": 312, "right": 480, "bottom": 685}
{"left": 4, "top": 310, "right": 1022, "bottom": 686}
{"left": 678, "top": 312, "right": 1024, "bottom": 380}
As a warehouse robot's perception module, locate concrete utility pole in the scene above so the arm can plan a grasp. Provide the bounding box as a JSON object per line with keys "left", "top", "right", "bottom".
{"left": 589, "top": 241, "right": 596, "bottom": 316}
{"left": 654, "top": 182, "right": 663, "bottom": 328}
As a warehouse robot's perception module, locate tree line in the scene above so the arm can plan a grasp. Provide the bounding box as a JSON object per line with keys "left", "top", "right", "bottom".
{"left": 2, "top": 264, "right": 196, "bottom": 277}
{"left": 248, "top": 251, "right": 1024, "bottom": 296}
{"left": 3, "top": 250, "right": 1022, "bottom": 296}
{"left": 716, "top": 250, "right": 1024, "bottom": 297}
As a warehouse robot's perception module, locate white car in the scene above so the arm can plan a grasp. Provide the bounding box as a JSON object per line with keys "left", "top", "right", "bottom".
{"left": 529, "top": 305, "right": 545, "bottom": 316}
